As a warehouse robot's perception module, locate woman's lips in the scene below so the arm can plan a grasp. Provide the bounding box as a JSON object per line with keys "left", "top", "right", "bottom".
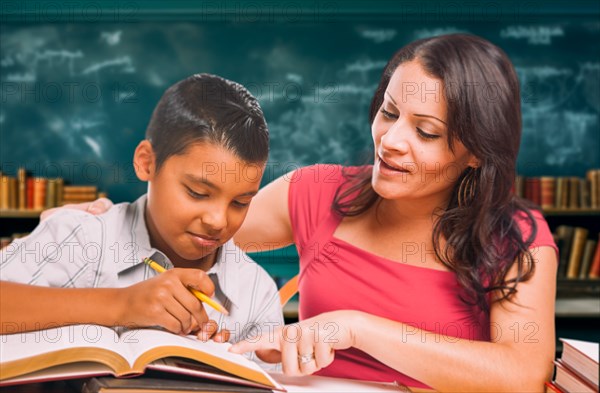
{"left": 378, "top": 156, "right": 411, "bottom": 175}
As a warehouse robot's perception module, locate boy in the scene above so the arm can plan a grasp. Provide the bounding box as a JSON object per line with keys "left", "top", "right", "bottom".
{"left": 0, "top": 74, "right": 283, "bottom": 352}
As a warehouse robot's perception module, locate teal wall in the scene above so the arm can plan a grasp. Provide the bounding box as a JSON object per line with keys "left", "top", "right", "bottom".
{"left": 2, "top": 1, "right": 599, "bottom": 279}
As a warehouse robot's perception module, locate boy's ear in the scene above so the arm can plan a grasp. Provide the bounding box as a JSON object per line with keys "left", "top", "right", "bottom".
{"left": 133, "top": 140, "right": 156, "bottom": 181}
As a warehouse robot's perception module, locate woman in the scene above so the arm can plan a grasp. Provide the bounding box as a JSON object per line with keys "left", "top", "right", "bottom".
{"left": 229, "top": 34, "right": 558, "bottom": 391}
{"left": 48, "top": 34, "right": 558, "bottom": 391}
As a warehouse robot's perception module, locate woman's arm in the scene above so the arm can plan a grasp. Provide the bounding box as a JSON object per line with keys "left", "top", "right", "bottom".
{"left": 234, "top": 172, "right": 296, "bottom": 252}
{"left": 39, "top": 175, "right": 297, "bottom": 254}
{"left": 354, "top": 246, "right": 557, "bottom": 392}
{"left": 232, "top": 246, "right": 557, "bottom": 392}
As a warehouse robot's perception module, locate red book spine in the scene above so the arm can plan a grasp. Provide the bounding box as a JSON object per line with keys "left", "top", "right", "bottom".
{"left": 589, "top": 233, "right": 600, "bottom": 279}
{"left": 26, "top": 177, "right": 34, "bottom": 209}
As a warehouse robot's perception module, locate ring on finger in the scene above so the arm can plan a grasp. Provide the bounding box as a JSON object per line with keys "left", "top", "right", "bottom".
{"left": 298, "top": 352, "right": 315, "bottom": 365}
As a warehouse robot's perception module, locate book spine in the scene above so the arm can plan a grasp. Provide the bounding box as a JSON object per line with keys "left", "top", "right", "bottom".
{"left": 579, "top": 179, "right": 591, "bottom": 209}
{"left": 589, "top": 233, "right": 600, "bottom": 279}
{"left": 0, "top": 176, "right": 8, "bottom": 210}
{"left": 524, "top": 178, "right": 542, "bottom": 206}
{"left": 33, "top": 178, "right": 47, "bottom": 211}
{"left": 515, "top": 175, "right": 524, "bottom": 198}
{"left": 26, "top": 177, "right": 34, "bottom": 209}
{"left": 17, "top": 168, "right": 26, "bottom": 210}
{"left": 8, "top": 177, "right": 17, "bottom": 209}
{"left": 62, "top": 192, "right": 99, "bottom": 199}
{"left": 545, "top": 381, "right": 565, "bottom": 393}
{"left": 596, "top": 169, "right": 600, "bottom": 208}
{"left": 561, "top": 177, "right": 570, "bottom": 209}
{"left": 555, "top": 177, "right": 563, "bottom": 208}
{"left": 579, "top": 239, "right": 597, "bottom": 279}
{"left": 46, "top": 179, "right": 57, "bottom": 208}
{"left": 568, "top": 177, "right": 580, "bottom": 209}
{"left": 56, "top": 178, "right": 64, "bottom": 207}
{"left": 63, "top": 186, "right": 98, "bottom": 193}
{"left": 586, "top": 169, "right": 600, "bottom": 209}
{"left": 566, "top": 227, "right": 589, "bottom": 279}
{"left": 556, "top": 226, "right": 574, "bottom": 278}
{"left": 541, "top": 177, "right": 556, "bottom": 209}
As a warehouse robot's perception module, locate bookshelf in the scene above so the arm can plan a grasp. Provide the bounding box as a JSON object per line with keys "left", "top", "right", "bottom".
{"left": 543, "top": 208, "right": 600, "bottom": 356}
{"left": 502, "top": 169, "right": 600, "bottom": 352}
{"left": 0, "top": 170, "right": 104, "bottom": 244}
{"left": 543, "top": 208, "right": 600, "bottom": 216}
{"left": 0, "top": 209, "right": 44, "bottom": 219}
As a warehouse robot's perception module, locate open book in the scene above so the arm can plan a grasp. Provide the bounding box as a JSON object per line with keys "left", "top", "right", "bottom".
{"left": 0, "top": 324, "right": 284, "bottom": 391}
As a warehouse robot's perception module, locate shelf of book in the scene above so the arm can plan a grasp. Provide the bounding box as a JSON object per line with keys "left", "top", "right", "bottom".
{"left": 556, "top": 279, "right": 600, "bottom": 297}
{"left": 555, "top": 298, "right": 600, "bottom": 318}
{"left": 0, "top": 209, "right": 43, "bottom": 218}
{"left": 543, "top": 208, "right": 600, "bottom": 216}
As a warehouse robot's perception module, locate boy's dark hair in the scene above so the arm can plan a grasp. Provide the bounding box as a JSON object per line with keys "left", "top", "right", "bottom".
{"left": 146, "top": 73, "right": 269, "bottom": 171}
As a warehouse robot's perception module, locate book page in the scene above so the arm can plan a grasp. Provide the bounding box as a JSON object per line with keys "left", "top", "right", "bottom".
{"left": 123, "top": 328, "right": 260, "bottom": 371}
{"left": 561, "top": 338, "right": 599, "bottom": 362}
{"left": 0, "top": 362, "right": 113, "bottom": 386}
{"left": 0, "top": 325, "right": 123, "bottom": 363}
{"left": 123, "top": 328, "right": 281, "bottom": 389}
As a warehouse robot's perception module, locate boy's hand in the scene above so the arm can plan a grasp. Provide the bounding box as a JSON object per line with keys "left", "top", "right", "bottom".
{"left": 40, "top": 198, "right": 114, "bottom": 221}
{"left": 119, "top": 268, "right": 221, "bottom": 336}
{"left": 195, "top": 320, "right": 231, "bottom": 343}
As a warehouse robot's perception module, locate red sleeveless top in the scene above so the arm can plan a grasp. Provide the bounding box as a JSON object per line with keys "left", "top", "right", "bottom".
{"left": 288, "top": 164, "right": 557, "bottom": 388}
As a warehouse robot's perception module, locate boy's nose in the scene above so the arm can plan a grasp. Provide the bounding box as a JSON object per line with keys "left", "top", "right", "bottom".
{"left": 201, "top": 209, "right": 227, "bottom": 233}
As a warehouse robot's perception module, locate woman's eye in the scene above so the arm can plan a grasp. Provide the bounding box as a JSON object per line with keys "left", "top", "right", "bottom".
{"left": 380, "top": 108, "right": 399, "bottom": 120}
{"left": 416, "top": 127, "right": 440, "bottom": 140}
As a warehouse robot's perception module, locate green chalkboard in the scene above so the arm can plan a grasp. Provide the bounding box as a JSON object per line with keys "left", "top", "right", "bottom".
{"left": 1, "top": 1, "right": 599, "bottom": 204}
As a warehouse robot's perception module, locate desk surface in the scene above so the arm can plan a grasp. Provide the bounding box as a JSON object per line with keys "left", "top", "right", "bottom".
{"left": 0, "top": 374, "right": 434, "bottom": 393}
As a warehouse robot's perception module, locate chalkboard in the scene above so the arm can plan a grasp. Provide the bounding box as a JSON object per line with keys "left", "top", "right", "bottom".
{"left": 1, "top": 1, "right": 599, "bottom": 203}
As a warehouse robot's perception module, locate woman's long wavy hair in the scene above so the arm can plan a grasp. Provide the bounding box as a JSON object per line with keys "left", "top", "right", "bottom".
{"left": 333, "top": 34, "right": 538, "bottom": 313}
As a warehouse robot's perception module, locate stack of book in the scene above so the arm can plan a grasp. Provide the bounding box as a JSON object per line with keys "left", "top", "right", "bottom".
{"left": 0, "top": 168, "right": 102, "bottom": 210}
{"left": 554, "top": 227, "right": 600, "bottom": 280}
{"left": 516, "top": 169, "right": 600, "bottom": 210}
{"left": 546, "top": 338, "right": 599, "bottom": 393}
{"left": 62, "top": 185, "right": 98, "bottom": 205}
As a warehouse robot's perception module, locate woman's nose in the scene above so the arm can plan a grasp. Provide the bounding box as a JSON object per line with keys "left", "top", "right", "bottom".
{"left": 379, "top": 120, "right": 410, "bottom": 155}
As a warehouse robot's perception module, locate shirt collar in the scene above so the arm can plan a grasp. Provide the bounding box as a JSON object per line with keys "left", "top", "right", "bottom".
{"left": 205, "top": 240, "right": 240, "bottom": 307}
{"left": 120, "top": 194, "right": 238, "bottom": 307}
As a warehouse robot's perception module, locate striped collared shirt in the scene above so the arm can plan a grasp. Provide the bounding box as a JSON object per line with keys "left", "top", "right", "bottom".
{"left": 0, "top": 195, "right": 284, "bottom": 351}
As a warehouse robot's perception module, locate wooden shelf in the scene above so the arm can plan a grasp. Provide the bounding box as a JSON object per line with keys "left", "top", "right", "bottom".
{"left": 542, "top": 208, "right": 600, "bottom": 216}
{"left": 284, "top": 299, "right": 599, "bottom": 319}
{"left": 0, "top": 209, "right": 43, "bottom": 218}
{"left": 555, "top": 298, "right": 600, "bottom": 318}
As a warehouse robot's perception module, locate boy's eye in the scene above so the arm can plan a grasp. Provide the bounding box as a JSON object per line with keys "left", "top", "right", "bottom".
{"left": 186, "top": 187, "right": 208, "bottom": 199}
{"left": 232, "top": 200, "right": 250, "bottom": 208}
{"left": 416, "top": 127, "right": 440, "bottom": 140}
{"left": 380, "top": 108, "right": 398, "bottom": 120}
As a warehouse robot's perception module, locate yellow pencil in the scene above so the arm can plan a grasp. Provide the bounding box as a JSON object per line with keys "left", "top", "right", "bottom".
{"left": 143, "top": 257, "right": 229, "bottom": 315}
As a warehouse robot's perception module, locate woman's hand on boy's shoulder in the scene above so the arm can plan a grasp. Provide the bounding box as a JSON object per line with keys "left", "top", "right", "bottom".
{"left": 40, "top": 198, "right": 114, "bottom": 221}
